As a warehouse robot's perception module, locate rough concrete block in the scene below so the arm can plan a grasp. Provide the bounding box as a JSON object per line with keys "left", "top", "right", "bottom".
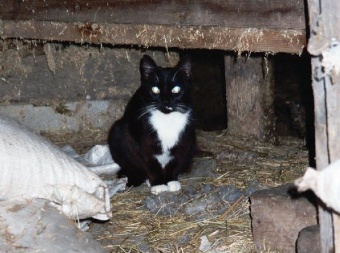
{"left": 0, "top": 100, "right": 123, "bottom": 134}
{"left": 296, "top": 225, "right": 320, "bottom": 253}
{"left": 0, "top": 41, "right": 178, "bottom": 104}
{"left": 0, "top": 199, "right": 108, "bottom": 253}
{"left": 250, "top": 184, "right": 317, "bottom": 253}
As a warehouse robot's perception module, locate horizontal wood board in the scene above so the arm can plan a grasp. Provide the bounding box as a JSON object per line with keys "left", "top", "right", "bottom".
{"left": 0, "top": 1, "right": 307, "bottom": 53}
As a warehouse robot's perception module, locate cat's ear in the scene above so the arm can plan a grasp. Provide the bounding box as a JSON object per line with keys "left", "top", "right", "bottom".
{"left": 176, "top": 55, "right": 191, "bottom": 80}
{"left": 140, "top": 55, "right": 157, "bottom": 80}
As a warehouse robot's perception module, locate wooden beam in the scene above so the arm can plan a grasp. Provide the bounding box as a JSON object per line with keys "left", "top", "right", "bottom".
{"left": 0, "top": 0, "right": 306, "bottom": 29}
{"left": 0, "top": 20, "right": 306, "bottom": 53}
{"left": 224, "top": 55, "right": 275, "bottom": 141}
{"left": 0, "top": 0, "right": 306, "bottom": 53}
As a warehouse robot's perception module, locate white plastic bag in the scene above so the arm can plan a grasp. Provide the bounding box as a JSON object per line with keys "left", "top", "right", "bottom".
{"left": 0, "top": 116, "right": 111, "bottom": 220}
{"left": 62, "top": 144, "right": 121, "bottom": 176}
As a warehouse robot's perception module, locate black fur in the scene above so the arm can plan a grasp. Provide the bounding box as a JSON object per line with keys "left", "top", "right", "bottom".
{"left": 108, "top": 54, "right": 196, "bottom": 187}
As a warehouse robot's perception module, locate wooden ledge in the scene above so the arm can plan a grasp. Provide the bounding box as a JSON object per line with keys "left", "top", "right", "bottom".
{"left": 0, "top": 20, "right": 305, "bottom": 53}
{"left": 0, "top": 1, "right": 306, "bottom": 53}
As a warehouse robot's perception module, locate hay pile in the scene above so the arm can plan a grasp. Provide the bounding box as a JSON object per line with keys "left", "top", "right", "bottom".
{"left": 47, "top": 130, "right": 308, "bottom": 252}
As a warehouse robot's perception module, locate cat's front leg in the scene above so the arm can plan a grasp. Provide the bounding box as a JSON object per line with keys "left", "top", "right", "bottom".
{"left": 163, "top": 165, "right": 182, "bottom": 192}
{"left": 163, "top": 152, "right": 193, "bottom": 193}
{"left": 147, "top": 160, "right": 171, "bottom": 195}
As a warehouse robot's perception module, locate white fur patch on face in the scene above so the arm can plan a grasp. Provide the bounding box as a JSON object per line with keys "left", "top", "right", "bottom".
{"left": 151, "top": 184, "right": 170, "bottom": 195}
{"left": 149, "top": 110, "right": 189, "bottom": 168}
{"left": 167, "top": 181, "right": 181, "bottom": 192}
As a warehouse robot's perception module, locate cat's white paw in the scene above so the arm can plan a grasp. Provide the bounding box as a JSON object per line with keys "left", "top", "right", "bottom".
{"left": 145, "top": 179, "right": 151, "bottom": 187}
{"left": 167, "top": 181, "right": 181, "bottom": 192}
{"left": 151, "top": 184, "right": 170, "bottom": 195}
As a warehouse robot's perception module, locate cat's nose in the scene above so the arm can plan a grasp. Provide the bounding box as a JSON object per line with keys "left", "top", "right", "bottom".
{"left": 162, "top": 101, "right": 174, "bottom": 113}
{"left": 165, "top": 106, "right": 173, "bottom": 111}
{"left": 163, "top": 100, "right": 172, "bottom": 109}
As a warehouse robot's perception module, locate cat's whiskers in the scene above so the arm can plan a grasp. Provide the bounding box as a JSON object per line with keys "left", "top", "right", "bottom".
{"left": 175, "top": 103, "right": 190, "bottom": 113}
{"left": 137, "top": 104, "right": 157, "bottom": 120}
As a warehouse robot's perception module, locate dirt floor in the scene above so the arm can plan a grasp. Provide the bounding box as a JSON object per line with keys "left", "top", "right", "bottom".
{"left": 47, "top": 129, "right": 309, "bottom": 253}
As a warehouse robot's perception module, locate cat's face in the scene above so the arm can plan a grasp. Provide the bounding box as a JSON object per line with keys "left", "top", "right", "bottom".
{"left": 140, "top": 55, "right": 192, "bottom": 114}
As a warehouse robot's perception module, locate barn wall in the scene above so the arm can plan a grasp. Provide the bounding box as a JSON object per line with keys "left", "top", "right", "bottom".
{"left": 0, "top": 39, "right": 311, "bottom": 142}
{"left": 0, "top": 40, "right": 180, "bottom": 104}
{"left": 0, "top": 39, "right": 178, "bottom": 134}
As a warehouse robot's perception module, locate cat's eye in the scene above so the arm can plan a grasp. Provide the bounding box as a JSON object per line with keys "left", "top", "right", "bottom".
{"left": 171, "top": 86, "right": 181, "bottom": 94}
{"left": 151, "top": 86, "right": 160, "bottom": 94}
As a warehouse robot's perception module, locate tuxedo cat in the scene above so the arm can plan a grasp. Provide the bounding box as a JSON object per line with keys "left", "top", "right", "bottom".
{"left": 108, "top": 54, "right": 196, "bottom": 195}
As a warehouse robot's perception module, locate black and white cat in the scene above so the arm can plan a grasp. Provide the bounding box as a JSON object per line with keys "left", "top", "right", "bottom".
{"left": 108, "top": 54, "right": 196, "bottom": 194}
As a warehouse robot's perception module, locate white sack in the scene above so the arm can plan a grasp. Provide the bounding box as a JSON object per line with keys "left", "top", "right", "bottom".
{"left": 295, "top": 160, "right": 340, "bottom": 213}
{"left": 0, "top": 116, "right": 112, "bottom": 220}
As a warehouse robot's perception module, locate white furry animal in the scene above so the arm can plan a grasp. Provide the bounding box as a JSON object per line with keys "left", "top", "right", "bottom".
{"left": 295, "top": 160, "right": 340, "bottom": 213}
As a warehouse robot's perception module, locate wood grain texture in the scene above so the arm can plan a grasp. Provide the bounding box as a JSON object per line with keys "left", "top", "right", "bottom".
{"left": 311, "top": 56, "right": 334, "bottom": 253}
{"left": 0, "top": 0, "right": 306, "bottom": 53}
{"left": 307, "top": 0, "right": 340, "bottom": 250}
{"left": 251, "top": 184, "right": 317, "bottom": 253}
{"left": 225, "top": 55, "right": 275, "bottom": 141}
{"left": 0, "top": 0, "right": 306, "bottom": 29}
{"left": 0, "top": 20, "right": 306, "bottom": 53}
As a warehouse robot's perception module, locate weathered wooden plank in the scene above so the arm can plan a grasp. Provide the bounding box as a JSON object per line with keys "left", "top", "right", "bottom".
{"left": 325, "top": 70, "right": 340, "bottom": 253}
{"left": 335, "top": 215, "right": 340, "bottom": 252}
{"left": 323, "top": 0, "right": 340, "bottom": 248}
{"left": 306, "top": 0, "right": 334, "bottom": 251}
{"left": 307, "top": 0, "right": 340, "bottom": 250}
{"left": 0, "top": 0, "right": 306, "bottom": 30}
{"left": 0, "top": 0, "right": 306, "bottom": 53}
{"left": 0, "top": 20, "right": 306, "bottom": 53}
{"left": 311, "top": 56, "right": 334, "bottom": 253}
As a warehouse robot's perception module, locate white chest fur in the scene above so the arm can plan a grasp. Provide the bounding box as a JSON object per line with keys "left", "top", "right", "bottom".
{"left": 149, "top": 110, "right": 189, "bottom": 168}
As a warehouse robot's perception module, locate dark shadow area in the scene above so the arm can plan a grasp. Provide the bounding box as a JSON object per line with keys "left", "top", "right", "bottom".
{"left": 273, "top": 51, "right": 315, "bottom": 167}
{"left": 189, "top": 49, "right": 227, "bottom": 131}
{"left": 288, "top": 185, "right": 318, "bottom": 207}
{"left": 141, "top": 48, "right": 316, "bottom": 166}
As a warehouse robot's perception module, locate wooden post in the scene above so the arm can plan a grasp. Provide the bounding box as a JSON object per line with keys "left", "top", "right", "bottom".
{"left": 224, "top": 54, "right": 275, "bottom": 141}
{"left": 307, "top": 0, "right": 340, "bottom": 251}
